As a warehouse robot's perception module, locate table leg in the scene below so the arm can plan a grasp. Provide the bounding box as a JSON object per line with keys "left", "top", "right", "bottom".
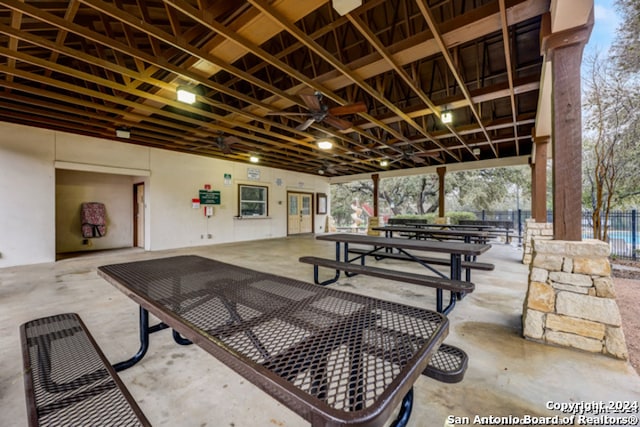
{"left": 389, "top": 387, "right": 413, "bottom": 427}
{"left": 172, "top": 330, "right": 192, "bottom": 345}
{"left": 450, "top": 254, "right": 469, "bottom": 304}
{"left": 344, "top": 242, "right": 361, "bottom": 278}
{"left": 312, "top": 242, "right": 342, "bottom": 285}
{"left": 113, "top": 306, "right": 170, "bottom": 371}
{"left": 450, "top": 254, "right": 462, "bottom": 281}
{"left": 114, "top": 306, "right": 151, "bottom": 371}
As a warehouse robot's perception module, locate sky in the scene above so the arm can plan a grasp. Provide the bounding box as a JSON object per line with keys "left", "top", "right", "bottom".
{"left": 584, "top": 0, "right": 621, "bottom": 57}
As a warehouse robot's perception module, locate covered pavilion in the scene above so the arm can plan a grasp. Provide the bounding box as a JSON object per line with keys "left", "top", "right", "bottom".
{"left": 2, "top": 1, "right": 637, "bottom": 426}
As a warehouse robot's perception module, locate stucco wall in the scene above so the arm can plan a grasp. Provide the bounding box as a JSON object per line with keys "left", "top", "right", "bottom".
{"left": 0, "top": 125, "right": 55, "bottom": 267}
{"left": 0, "top": 122, "right": 329, "bottom": 267}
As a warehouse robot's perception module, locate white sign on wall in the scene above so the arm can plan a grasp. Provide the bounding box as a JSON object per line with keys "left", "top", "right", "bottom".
{"left": 247, "top": 168, "right": 260, "bottom": 180}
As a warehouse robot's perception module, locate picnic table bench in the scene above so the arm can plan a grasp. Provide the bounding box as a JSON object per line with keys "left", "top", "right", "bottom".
{"left": 299, "top": 256, "right": 474, "bottom": 314}
{"left": 346, "top": 247, "right": 494, "bottom": 282}
{"left": 20, "top": 313, "right": 150, "bottom": 427}
{"left": 303, "top": 234, "right": 490, "bottom": 314}
{"left": 458, "top": 220, "right": 515, "bottom": 243}
{"left": 387, "top": 218, "right": 429, "bottom": 226}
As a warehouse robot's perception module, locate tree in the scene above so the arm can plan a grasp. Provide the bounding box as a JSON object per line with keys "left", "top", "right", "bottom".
{"left": 380, "top": 175, "right": 439, "bottom": 215}
{"left": 330, "top": 175, "right": 438, "bottom": 227}
{"left": 447, "top": 167, "right": 530, "bottom": 211}
{"left": 582, "top": 53, "right": 640, "bottom": 240}
{"left": 612, "top": 0, "right": 640, "bottom": 75}
{"left": 329, "top": 166, "right": 531, "bottom": 227}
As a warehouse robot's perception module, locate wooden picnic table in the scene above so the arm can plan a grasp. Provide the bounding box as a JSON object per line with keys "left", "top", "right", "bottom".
{"left": 97, "top": 255, "right": 449, "bottom": 427}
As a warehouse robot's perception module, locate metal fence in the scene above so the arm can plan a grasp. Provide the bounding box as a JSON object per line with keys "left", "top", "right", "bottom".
{"left": 470, "top": 209, "right": 639, "bottom": 260}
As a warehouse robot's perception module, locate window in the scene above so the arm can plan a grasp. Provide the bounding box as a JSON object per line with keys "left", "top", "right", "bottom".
{"left": 238, "top": 184, "right": 268, "bottom": 217}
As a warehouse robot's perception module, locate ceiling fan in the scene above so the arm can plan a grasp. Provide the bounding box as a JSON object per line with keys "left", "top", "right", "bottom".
{"left": 214, "top": 134, "right": 242, "bottom": 154}
{"left": 386, "top": 149, "right": 440, "bottom": 165}
{"left": 267, "top": 89, "right": 367, "bottom": 131}
{"left": 319, "top": 160, "right": 351, "bottom": 175}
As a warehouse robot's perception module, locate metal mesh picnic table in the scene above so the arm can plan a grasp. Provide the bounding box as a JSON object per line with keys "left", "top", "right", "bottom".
{"left": 98, "top": 255, "right": 448, "bottom": 427}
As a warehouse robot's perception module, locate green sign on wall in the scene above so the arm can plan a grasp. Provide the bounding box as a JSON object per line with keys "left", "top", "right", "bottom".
{"left": 199, "top": 190, "right": 221, "bottom": 205}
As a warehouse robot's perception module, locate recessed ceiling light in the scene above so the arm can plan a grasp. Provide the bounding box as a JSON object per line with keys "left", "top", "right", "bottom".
{"left": 249, "top": 155, "right": 259, "bottom": 163}
{"left": 176, "top": 86, "right": 196, "bottom": 104}
{"left": 441, "top": 110, "right": 453, "bottom": 124}
{"left": 317, "top": 139, "right": 333, "bottom": 150}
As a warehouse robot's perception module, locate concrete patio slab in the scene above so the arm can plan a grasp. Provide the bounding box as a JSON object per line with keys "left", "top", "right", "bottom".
{"left": 1, "top": 235, "right": 638, "bottom": 426}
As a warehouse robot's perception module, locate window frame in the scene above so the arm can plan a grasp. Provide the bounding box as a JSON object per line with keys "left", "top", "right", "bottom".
{"left": 237, "top": 184, "right": 269, "bottom": 218}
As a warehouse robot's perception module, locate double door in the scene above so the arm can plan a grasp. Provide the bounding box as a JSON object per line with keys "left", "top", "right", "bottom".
{"left": 288, "top": 192, "right": 313, "bottom": 235}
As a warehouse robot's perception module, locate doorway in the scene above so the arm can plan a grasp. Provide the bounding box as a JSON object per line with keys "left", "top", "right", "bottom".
{"left": 287, "top": 192, "right": 313, "bottom": 235}
{"left": 133, "top": 183, "right": 145, "bottom": 248}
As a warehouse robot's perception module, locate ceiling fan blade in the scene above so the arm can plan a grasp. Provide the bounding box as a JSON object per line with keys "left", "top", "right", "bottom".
{"left": 219, "top": 143, "right": 232, "bottom": 154}
{"left": 328, "top": 101, "right": 367, "bottom": 116}
{"left": 298, "top": 88, "right": 322, "bottom": 111}
{"left": 296, "top": 117, "right": 316, "bottom": 131}
{"left": 410, "top": 155, "right": 426, "bottom": 164}
{"left": 223, "top": 135, "right": 242, "bottom": 145}
{"left": 215, "top": 138, "right": 232, "bottom": 154}
{"left": 322, "top": 161, "right": 350, "bottom": 174}
{"left": 323, "top": 115, "right": 353, "bottom": 131}
{"left": 265, "top": 111, "right": 311, "bottom": 116}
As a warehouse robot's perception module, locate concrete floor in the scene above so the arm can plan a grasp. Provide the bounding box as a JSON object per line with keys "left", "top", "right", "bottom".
{"left": 1, "top": 235, "right": 638, "bottom": 427}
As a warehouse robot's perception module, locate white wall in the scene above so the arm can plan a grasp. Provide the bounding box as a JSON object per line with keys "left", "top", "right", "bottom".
{"left": 0, "top": 122, "right": 330, "bottom": 267}
{"left": 146, "top": 148, "right": 328, "bottom": 250}
{"left": 0, "top": 125, "right": 55, "bottom": 266}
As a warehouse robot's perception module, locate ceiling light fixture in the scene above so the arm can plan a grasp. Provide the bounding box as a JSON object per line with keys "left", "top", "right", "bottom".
{"left": 472, "top": 148, "right": 481, "bottom": 156}
{"left": 332, "top": 0, "right": 362, "bottom": 16}
{"left": 249, "top": 155, "right": 259, "bottom": 163}
{"left": 380, "top": 159, "right": 389, "bottom": 167}
{"left": 115, "top": 128, "right": 130, "bottom": 139}
{"left": 176, "top": 86, "right": 196, "bottom": 104}
{"left": 317, "top": 139, "right": 333, "bottom": 150}
{"left": 441, "top": 109, "right": 453, "bottom": 124}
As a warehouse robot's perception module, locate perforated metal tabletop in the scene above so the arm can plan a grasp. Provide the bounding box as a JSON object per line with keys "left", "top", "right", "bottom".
{"left": 98, "top": 255, "right": 448, "bottom": 427}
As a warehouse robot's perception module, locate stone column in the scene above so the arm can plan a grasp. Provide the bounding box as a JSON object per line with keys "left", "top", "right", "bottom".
{"left": 522, "top": 219, "right": 553, "bottom": 264}
{"left": 522, "top": 239, "right": 628, "bottom": 359}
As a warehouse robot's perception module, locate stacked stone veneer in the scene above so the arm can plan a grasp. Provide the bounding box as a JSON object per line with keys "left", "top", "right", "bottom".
{"left": 522, "top": 239, "right": 628, "bottom": 360}
{"left": 522, "top": 219, "right": 553, "bottom": 264}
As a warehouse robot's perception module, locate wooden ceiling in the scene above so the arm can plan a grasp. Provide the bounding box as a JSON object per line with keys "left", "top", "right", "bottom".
{"left": 0, "top": 0, "right": 549, "bottom": 176}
